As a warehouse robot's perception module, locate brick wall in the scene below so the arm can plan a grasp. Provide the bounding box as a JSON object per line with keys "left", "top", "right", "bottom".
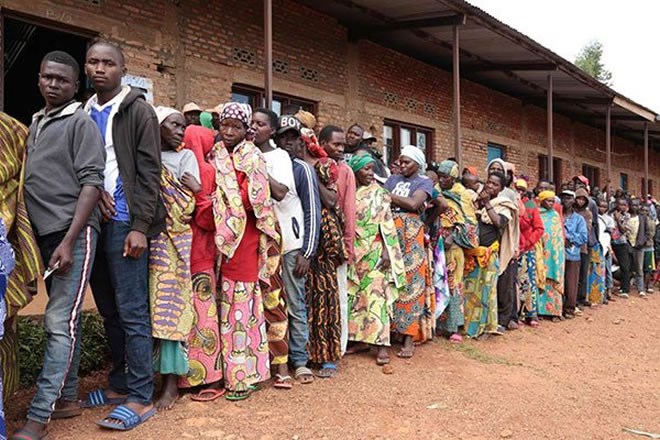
{"left": 2, "top": 0, "right": 658, "bottom": 195}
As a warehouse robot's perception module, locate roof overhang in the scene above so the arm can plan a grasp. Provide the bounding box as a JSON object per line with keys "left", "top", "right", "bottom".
{"left": 295, "top": 0, "right": 660, "bottom": 149}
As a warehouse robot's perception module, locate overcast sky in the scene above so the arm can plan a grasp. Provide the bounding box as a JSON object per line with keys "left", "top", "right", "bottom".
{"left": 468, "top": 0, "right": 659, "bottom": 113}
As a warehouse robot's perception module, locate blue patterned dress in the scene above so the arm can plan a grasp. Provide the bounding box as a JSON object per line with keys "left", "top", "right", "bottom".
{"left": 0, "top": 218, "right": 16, "bottom": 440}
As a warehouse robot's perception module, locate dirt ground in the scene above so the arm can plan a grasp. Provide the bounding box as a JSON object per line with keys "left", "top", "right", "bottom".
{"left": 7, "top": 293, "right": 660, "bottom": 440}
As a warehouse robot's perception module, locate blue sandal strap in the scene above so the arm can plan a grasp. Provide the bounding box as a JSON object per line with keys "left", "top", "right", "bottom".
{"left": 97, "top": 405, "right": 142, "bottom": 430}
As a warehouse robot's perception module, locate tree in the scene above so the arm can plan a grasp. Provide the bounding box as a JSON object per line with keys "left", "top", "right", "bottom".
{"left": 575, "top": 40, "right": 613, "bottom": 86}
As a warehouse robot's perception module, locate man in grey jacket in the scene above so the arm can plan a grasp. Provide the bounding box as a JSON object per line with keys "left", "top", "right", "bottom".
{"left": 13, "top": 50, "right": 105, "bottom": 440}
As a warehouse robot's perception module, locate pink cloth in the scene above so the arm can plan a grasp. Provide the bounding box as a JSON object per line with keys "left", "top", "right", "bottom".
{"left": 336, "top": 162, "right": 356, "bottom": 263}
{"left": 178, "top": 269, "right": 223, "bottom": 388}
{"left": 219, "top": 278, "right": 270, "bottom": 392}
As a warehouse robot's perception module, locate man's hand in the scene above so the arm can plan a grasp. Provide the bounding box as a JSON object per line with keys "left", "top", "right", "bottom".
{"left": 123, "top": 231, "right": 148, "bottom": 259}
{"left": 181, "top": 172, "right": 202, "bottom": 194}
{"left": 49, "top": 239, "right": 74, "bottom": 275}
{"left": 100, "top": 191, "right": 116, "bottom": 222}
{"left": 293, "top": 254, "right": 310, "bottom": 278}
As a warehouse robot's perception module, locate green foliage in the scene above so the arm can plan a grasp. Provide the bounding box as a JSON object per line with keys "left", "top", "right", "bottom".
{"left": 17, "top": 312, "right": 108, "bottom": 388}
{"left": 575, "top": 40, "right": 613, "bottom": 86}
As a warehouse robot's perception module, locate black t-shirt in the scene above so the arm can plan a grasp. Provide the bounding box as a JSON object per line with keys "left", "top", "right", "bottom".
{"left": 478, "top": 216, "right": 508, "bottom": 247}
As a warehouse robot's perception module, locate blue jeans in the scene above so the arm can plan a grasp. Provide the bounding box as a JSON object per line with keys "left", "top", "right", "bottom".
{"left": 281, "top": 250, "right": 309, "bottom": 368}
{"left": 90, "top": 221, "right": 153, "bottom": 405}
{"left": 1, "top": 275, "right": 6, "bottom": 438}
{"left": 27, "top": 226, "right": 97, "bottom": 424}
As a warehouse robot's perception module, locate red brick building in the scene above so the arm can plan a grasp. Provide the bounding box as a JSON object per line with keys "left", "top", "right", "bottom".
{"left": 1, "top": 0, "right": 658, "bottom": 195}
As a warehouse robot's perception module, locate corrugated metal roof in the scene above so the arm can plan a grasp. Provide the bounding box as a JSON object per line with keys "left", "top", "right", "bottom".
{"left": 296, "top": 0, "right": 659, "bottom": 148}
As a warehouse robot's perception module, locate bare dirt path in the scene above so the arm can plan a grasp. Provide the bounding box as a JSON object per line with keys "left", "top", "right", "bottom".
{"left": 8, "top": 294, "right": 660, "bottom": 440}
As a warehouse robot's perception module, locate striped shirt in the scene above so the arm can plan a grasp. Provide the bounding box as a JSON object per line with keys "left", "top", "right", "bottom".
{"left": 292, "top": 158, "right": 321, "bottom": 259}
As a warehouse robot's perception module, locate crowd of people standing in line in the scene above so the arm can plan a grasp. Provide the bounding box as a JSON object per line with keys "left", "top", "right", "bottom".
{"left": 1, "top": 42, "right": 659, "bottom": 439}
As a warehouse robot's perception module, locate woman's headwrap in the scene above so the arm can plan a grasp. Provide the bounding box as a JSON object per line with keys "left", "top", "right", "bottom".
{"left": 575, "top": 175, "right": 589, "bottom": 187}
{"left": 199, "top": 111, "right": 213, "bottom": 129}
{"left": 400, "top": 145, "right": 426, "bottom": 175}
{"left": 301, "top": 127, "right": 327, "bottom": 158}
{"left": 295, "top": 110, "right": 317, "bottom": 130}
{"left": 348, "top": 153, "right": 375, "bottom": 174}
{"left": 486, "top": 158, "right": 507, "bottom": 175}
{"left": 219, "top": 102, "right": 252, "bottom": 126}
{"left": 514, "top": 178, "right": 528, "bottom": 190}
{"left": 538, "top": 190, "right": 555, "bottom": 202}
{"left": 154, "top": 106, "right": 182, "bottom": 125}
{"left": 437, "top": 160, "right": 459, "bottom": 178}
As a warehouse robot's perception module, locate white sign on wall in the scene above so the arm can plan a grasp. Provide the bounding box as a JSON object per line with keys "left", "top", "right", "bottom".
{"left": 122, "top": 74, "right": 154, "bottom": 103}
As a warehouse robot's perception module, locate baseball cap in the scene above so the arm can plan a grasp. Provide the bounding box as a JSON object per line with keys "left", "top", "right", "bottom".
{"left": 277, "top": 115, "right": 301, "bottom": 135}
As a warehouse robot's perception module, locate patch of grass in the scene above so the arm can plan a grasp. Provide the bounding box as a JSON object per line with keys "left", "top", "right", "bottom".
{"left": 452, "top": 343, "right": 515, "bottom": 365}
{"left": 18, "top": 311, "right": 109, "bottom": 388}
{"left": 437, "top": 339, "right": 522, "bottom": 366}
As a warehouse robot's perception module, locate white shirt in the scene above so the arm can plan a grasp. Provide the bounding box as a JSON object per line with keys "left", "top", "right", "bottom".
{"left": 262, "top": 148, "right": 304, "bottom": 254}
{"left": 598, "top": 213, "right": 615, "bottom": 256}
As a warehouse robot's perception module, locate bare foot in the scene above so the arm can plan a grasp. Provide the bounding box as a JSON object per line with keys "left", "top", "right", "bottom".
{"left": 104, "top": 389, "right": 128, "bottom": 400}
{"left": 13, "top": 420, "right": 47, "bottom": 439}
{"left": 346, "top": 342, "right": 370, "bottom": 354}
{"left": 376, "top": 346, "right": 390, "bottom": 365}
{"left": 397, "top": 336, "right": 414, "bottom": 358}
{"left": 276, "top": 363, "right": 290, "bottom": 378}
{"left": 155, "top": 374, "right": 179, "bottom": 411}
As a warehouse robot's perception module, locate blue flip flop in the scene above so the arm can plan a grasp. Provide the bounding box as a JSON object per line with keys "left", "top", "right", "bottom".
{"left": 81, "top": 389, "right": 128, "bottom": 408}
{"left": 96, "top": 404, "right": 156, "bottom": 431}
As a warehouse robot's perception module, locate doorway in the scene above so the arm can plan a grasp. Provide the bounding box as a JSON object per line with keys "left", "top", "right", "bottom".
{"left": 2, "top": 14, "right": 94, "bottom": 125}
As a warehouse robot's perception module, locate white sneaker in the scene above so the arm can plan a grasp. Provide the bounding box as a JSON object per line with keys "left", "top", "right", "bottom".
{"left": 647, "top": 288, "right": 654, "bottom": 294}
{"left": 639, "top": 291, "right": 647, "bottom": 298}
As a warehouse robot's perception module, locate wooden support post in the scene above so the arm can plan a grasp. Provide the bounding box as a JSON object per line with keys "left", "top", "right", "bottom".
{"left": 452, "top": 25, "right": 462, "bottom": 168}
{"left": 264, "top": 0, "right": 273, "bottom": 109}
{"left": 606, "top": 105, "right": 611, "bottom": 196}
{"left": 547, "top": 73, "right": 554, "bottom": 180}
{"left": 644, "top": 122, "right": 649, "bottom": 197}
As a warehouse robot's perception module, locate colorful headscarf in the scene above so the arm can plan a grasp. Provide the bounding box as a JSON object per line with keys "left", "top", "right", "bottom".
{"left": 538, "top": 190, "right": 555, "bottom": 202}
{"left": 464, "top": 165, "right": 478, "bottom": 176}
{"left": 219, "top": 102, "right": 252, "bottom": 126}
{"left": 400, "top": 145, "right": 426, "bottom": 175}
{"left": 199, "top": 111, "right": 213, "bottom": 129}
{"left": 437, "top": 160, "right": 459, "bottom": 178}
{"left": 514, "top": 178, "right": 528, "bottom": 190}
{"left": 575, "top": 175, "right": 589, "bottom": 186}
{"left": 348, "top": 153, "right": 375, "bottom": 173}
{"left": 301, "top": 127, "right": 327, "bottom": 158}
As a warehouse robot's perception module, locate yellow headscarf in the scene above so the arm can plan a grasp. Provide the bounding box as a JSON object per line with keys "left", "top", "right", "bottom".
{"left": 538, "top": 190, "right": 556, "bottom": 202}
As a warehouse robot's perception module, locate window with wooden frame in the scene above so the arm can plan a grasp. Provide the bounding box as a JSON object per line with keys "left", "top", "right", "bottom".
{"left": 538, "top": 154, "right": 562, "bottom": 185}
{"left": 231, "top": 84, "right": 317, "bottom": 116}
{"left": 382, "top": 119, "right": 434, "bottom": 165}
{"left": 582, "top": 164, "right": 600, "bottom": 188}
